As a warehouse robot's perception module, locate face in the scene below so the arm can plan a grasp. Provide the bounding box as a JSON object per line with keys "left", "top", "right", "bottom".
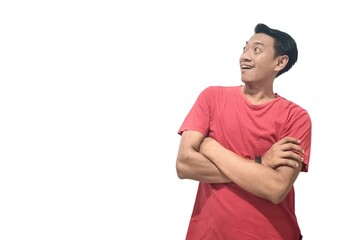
{"left": 240, "top": 33, "right": 280, "bottom": 84}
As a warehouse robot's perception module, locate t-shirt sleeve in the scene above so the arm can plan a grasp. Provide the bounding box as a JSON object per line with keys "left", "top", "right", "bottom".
{"left": 281, "top": 107, "right": 312, "bottom": 172}
{"left": 178, "top": 86, "right": 213, "bottom": 137}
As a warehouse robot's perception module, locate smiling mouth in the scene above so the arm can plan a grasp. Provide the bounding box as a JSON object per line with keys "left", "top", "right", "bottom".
{"left": 241, "top": 65, "right": 253, "bottom": 70}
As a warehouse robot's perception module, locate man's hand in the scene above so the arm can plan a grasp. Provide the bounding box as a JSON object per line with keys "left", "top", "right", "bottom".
{"left": 261, "top": 137, "right": 304, "bottom": 169}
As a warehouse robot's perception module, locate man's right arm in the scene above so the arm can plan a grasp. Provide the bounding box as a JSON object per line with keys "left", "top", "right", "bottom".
{"left": 176, "top": 130, "right": 231, "bottom": 183}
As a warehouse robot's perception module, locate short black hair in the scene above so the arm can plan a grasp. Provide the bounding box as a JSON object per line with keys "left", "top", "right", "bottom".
{"left": 254, "top": 23, "right": 298, "bottom": 77}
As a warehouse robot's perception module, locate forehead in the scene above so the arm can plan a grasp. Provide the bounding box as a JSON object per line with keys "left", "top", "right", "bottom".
{"left": 246, "top": 33, "right": 275, "bottom": 48}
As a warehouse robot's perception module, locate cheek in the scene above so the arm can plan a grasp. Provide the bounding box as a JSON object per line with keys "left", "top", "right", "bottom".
{"left": 257, "top": 57, "right": 275, "bottom": 70}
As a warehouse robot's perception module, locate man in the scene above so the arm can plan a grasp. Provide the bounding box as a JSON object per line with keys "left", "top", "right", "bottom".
{"left": 176, "top": 23, "right": 311, "bottom": 240}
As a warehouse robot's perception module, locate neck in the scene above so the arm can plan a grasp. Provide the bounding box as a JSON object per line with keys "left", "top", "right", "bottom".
{"left": 241, "top": 84, "right": 276, "bottom": 105}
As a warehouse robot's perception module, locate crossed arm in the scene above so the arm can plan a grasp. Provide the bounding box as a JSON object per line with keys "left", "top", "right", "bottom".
{"left": 176, "top": 130, "right": 304, "bottom": 204}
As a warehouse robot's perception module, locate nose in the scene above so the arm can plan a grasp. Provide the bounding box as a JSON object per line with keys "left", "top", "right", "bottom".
{"left": 240, "top": 49, "right": 251, "bottom": 63}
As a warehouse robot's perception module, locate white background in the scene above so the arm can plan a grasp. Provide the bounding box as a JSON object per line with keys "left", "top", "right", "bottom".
{"left": 1, "top": 1, "right": 359, "bottom": 239}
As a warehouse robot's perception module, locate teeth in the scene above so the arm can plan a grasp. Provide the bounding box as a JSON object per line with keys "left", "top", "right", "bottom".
{"left": 241, "top": 65, "right": 252, "bottom": 69}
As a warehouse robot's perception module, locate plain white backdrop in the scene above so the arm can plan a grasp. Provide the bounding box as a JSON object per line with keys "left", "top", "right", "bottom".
{"left": 1, "top": 1, "right": 359, "bottom": 239}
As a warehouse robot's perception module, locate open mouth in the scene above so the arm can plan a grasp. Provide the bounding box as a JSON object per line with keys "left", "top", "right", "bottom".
{"left": 241, "top": 65, "right": 253, "bottom": 70}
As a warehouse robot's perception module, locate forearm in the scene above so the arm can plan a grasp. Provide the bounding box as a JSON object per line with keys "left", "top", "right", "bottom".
{"left": 176, "top": 149, "right": 231, "bottom": 183}
{"left": 200, "top": 138, "right": 300, "bottom": 203}
{"left": 207, "top": 147, "right": 281, "bottom": 200}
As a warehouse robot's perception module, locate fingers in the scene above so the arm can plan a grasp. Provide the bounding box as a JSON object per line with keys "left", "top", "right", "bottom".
{"left": 283, "top": 159, "right": 303, "bottom": 168}
{"left": 262, "top": 136, "right": 305, "bottom": 169}
{"left": 283, "top": 151, "right": 304, "bottom": 162}
{"left": 279, "top": 137, "right": 304, "bottom": 154}
{"left": 279, "top": 136, "right": 301, "bottom": 145}
{"left": 282, "top": 143, "right": 304, "bottom": 154}
{"left": 276, "top": 151, "right": 303, "bottom": 168}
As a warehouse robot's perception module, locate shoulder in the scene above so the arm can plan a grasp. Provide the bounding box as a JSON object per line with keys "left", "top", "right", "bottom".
{"left": 200, "top": 85, "right": 239, "bottom": 96}
{"left": 197, "top": 86, "right": 240, "bottom": 104}
{"left": 278, "top": 96, "right": 312, "bottom": 122}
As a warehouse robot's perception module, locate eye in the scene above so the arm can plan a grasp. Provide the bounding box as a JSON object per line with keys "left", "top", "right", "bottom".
{"left": 254, "top": 47, "right": 261, "bottom": 53}
{"left": 242, "top": 46, "right": 247, "bottom": 53}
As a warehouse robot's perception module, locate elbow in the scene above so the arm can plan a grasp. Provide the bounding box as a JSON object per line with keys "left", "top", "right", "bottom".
{"left": 176, "top": 154, "right": 189, "bottom": 179}
{"left": 176, "top": 160, "right": 186, "bottom": 179}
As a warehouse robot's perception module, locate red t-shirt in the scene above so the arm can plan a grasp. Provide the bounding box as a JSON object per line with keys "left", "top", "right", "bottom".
{"left": 178, "top": 86, "right": 312, "bottom": 240}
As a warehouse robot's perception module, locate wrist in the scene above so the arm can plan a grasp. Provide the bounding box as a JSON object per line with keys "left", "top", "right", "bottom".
{"left": 255, "top": 155, "right": 262, "bottom": 164}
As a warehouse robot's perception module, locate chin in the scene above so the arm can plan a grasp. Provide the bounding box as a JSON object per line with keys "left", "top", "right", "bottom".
{"left": 241, "top": 78, "right": 251, "bottom": 84}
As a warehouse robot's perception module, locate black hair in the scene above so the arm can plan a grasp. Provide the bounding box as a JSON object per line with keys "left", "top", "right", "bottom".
{"left": 254, "top": 23, "right": 298, "bottom": 77}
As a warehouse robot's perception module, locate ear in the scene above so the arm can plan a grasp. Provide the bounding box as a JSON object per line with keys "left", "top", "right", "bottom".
{"left": 274, "top": 55, "right": 289, "bottom": 72}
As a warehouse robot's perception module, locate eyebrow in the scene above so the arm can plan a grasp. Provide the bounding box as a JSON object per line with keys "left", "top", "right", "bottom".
{"left": 245, "top": 41, "right": 265, "bottom": 47}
